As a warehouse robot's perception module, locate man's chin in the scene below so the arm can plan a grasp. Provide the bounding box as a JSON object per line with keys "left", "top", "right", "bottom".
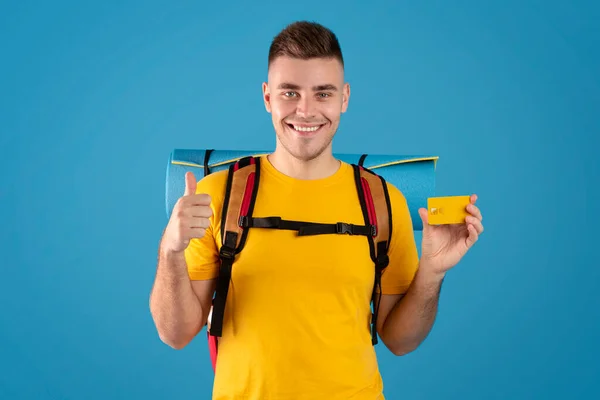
{"left": 287, "top": 142, "right": 334, "bottom": 162}
{"left": 274, "top": 125, "right": 335, "bottom": 161}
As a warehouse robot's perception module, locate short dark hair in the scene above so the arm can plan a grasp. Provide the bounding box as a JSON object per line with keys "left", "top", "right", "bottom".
{"left": 268, "top": 21, "right": 344, "bottom": 68}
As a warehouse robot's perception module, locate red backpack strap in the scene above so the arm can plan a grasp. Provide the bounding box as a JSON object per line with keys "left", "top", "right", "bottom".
{"left": 352, "top": 164, "right": 392, "bottom": 345}
{"left": 209, "top": 156, "right": 261, "bottom": 338}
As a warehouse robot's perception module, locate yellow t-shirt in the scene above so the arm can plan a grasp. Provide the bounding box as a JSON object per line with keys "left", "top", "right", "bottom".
{"left": 185, "top": 155, "right": 419, "bottom": 400}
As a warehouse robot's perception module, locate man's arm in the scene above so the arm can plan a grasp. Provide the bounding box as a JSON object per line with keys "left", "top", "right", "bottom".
{"left": 376, "top": 263, "right": 445, "bottom": 356}
{"left": 376, "top": 194, "right": 484, "bottom": 356}
{"left": 149, "top": 240, "right": 216, "bottom": 349}
{"left": 149, "top": 171, "right": 219, "bottom": 349}
{"left": 373, "top": 184, "right": 483, "bottom": 356}
{"left": 375, "top": 183, "right": 444, "bottom": 356}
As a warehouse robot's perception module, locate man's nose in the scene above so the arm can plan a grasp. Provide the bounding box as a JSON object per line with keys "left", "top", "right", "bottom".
{"left": 296, "top": 96, "right": 316, "bottom": 118}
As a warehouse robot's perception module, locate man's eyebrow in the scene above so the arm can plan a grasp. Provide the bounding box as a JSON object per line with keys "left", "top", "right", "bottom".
{"left": 277, "top": 83, "right": 338, "bottom": 91}
{"left": 313, "top": 84, "right": 338, "bottom": 91}
{"left": 277, "top": 82, "right": 301, "bottom": 90}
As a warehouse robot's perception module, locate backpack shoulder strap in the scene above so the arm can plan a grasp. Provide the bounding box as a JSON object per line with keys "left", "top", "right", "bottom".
{"left": 210, "top": 155, "right": 261, "bottom": 338}
{"left": 352, "top": 163, "right": 392, "bottom": 345}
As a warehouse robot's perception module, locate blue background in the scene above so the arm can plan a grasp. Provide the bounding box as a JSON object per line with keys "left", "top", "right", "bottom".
{"left": 1, "top": 1, "right": 598, "bottom": 399}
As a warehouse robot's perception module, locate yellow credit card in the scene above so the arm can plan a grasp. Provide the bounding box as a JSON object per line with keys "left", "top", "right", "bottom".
{"left": 427, "top": 196, "right": 471, "bottom": 225}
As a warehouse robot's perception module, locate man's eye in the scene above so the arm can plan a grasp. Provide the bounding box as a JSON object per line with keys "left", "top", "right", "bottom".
{"left": 284, "top": 92, "right": 297, "bottom": 97}
{"left": 318, "top": 93, "right": 330, "bottom": 98}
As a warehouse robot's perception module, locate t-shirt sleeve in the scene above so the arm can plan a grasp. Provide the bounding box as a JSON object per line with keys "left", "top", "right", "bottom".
{"left": 379, "top": 183, "right": 420, "bottom": 295}
{"left": 183, "top": 172, "right": 225, "bottom": 281}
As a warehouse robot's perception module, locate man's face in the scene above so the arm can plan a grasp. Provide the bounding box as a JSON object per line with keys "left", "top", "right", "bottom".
{"left": 262, "top": 56, "right": 350, "bottom": 162}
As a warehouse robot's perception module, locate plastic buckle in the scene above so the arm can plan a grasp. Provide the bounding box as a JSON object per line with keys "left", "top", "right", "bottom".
{"left": 219, "top": 245, "right": 236, "bottom": 260}
{"left": 336, "top": 222, "right": 353, "bottom": 235}
{"left": 376, "top": 253, "right": 389, "bottom": 269}
{"left": 370, "top": 225, "right": 377, "bottom": 236}
{"left": 238, "top": 215, "right": 249, "bottom": 227}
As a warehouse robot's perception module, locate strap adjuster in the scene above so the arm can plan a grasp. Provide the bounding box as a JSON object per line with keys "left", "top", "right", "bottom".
{"left": 376, "top": 253, "right": 389, "bottom": 269}
{"left": 219, "top": 245, "right": 236, "bottom": 260}
{"left": 238, "top": 215, "right": 249, "bottom": 227}
{"left": 370, "top": 224, "right": 377, "bottom": 236}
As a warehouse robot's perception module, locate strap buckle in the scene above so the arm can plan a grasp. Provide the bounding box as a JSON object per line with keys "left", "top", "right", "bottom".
{"left": 376, "top": 253, "right": 389, "bottom": 269}
{"left": 238, "top": 215, "right": 250, "bottom": 227}
{"left": 336, "top": 222, "right": 354, "bottom": 235}
{"left": 219, "top": 245, "right": 236, "bottom": 260}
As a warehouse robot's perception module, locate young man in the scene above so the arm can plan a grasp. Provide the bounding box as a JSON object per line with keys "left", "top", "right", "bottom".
{"left": 150, "top": 21, "right": 484, "bottom": 399}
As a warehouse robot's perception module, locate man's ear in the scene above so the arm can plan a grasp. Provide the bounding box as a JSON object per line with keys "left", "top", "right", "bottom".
{"left": 262, "top": 82, "right": 271, "bottom": 113}
{"left": 341, "top": 82, "right": 351, "bottom": 113}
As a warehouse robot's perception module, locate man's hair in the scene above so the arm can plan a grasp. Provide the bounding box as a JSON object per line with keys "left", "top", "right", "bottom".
{"left": 268, "top": 21, "right": 344, "bottom": 68}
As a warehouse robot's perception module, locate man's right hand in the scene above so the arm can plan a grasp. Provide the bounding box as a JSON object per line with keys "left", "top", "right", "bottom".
{"left": 162, "top": 171, "right": 213, "bottom": 254}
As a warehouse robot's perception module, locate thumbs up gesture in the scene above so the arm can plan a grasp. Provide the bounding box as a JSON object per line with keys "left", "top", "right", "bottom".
{"left": 162, "top": 172, "right": 213, "bottom": 254}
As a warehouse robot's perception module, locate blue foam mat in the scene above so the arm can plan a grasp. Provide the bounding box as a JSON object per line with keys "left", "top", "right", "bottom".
{"left": 165, "top": 149, "right": 438, "bottom": 231}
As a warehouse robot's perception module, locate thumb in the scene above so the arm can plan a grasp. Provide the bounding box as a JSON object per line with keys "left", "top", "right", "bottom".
{"left": 418, "top": 207, "right": 429, "bottom": 225}
{"left": 418, "top": 207, "right": 430, "bottom": 231}
{"left": 184, "top": 171, "right": 197, "bottom": 196}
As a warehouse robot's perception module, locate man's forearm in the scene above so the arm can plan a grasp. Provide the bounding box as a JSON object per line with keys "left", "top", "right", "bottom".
{"left": 380, "top": 260, "right": 445, "bottom": 355}
{"left": 149, "top": 244, "right": 204, "bottom": 349}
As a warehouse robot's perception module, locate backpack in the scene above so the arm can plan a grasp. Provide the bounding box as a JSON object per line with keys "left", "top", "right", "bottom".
{"left": 205, "top": 155, "right": 393, "bottom": 371}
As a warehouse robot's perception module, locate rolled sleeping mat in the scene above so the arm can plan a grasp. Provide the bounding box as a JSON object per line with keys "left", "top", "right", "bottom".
{"left": 165, "top": 149, "right": 438, "bottom": 231}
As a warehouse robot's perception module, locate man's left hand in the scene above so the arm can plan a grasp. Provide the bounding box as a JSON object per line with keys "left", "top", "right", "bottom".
{"left": 417, "top": 194, "right": 484, "bottom": 276}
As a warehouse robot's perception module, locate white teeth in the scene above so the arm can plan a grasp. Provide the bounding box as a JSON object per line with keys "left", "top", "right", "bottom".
{"left": 293, "top": 125, "right": 320, "bottom": 132}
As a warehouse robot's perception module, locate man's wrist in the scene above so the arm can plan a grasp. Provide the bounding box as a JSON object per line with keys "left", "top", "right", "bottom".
{"left": 417, "top": 259, "right": 447, "bottom": 285}
{"left": 158, "top": 235, "right": 186, "bottom": 259}
{"left": 158, "top": 242, "right": 188, "bottom": 275}
{"left": 160, "top": 246, "right": 185, "bottom": 260}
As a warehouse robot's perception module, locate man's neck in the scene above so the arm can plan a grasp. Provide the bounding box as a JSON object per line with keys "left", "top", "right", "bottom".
{"left": 267, "top": 151, "right": 341, "bottom": 180}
